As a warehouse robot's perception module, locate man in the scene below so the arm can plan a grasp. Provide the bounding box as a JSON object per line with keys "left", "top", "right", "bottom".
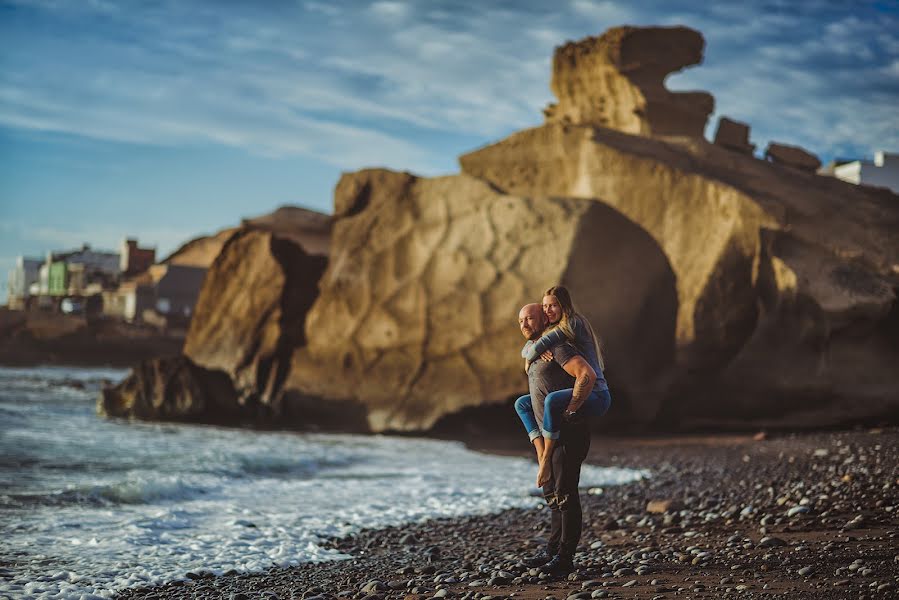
{"left": 515, "top": 303, "right": 597, "bottom": 578}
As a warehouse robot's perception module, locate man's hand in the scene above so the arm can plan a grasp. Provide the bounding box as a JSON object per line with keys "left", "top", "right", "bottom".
{"left": 540, "top": 350, "right": 553, "bottom": 362}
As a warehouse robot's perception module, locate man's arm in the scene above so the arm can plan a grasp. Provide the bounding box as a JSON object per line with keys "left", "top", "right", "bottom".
{"left": 560, "top": 355, "right": 596, "bottom": 413}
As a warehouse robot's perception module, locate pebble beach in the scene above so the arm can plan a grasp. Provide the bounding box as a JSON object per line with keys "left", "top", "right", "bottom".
{"left": 117, "top": 427, "right": 899, "bottom": 600}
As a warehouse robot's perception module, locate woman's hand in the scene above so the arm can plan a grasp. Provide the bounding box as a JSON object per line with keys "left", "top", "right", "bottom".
{"left": 540, "top": 350, "right": 553, "bottom": 362}
{"left": 536, "top": 459, "right": 552, "bottom": 488}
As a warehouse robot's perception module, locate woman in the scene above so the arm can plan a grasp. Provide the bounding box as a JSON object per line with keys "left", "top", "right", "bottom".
{"left": 514, "top": 285, "right": 611, "bottom": 462}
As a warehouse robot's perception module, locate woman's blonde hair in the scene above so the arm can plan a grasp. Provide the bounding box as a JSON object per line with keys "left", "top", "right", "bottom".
{"left": 544, "top": 285, "right": 605, "bottom": 370}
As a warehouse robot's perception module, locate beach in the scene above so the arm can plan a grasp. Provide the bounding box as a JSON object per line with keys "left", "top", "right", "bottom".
{"left": 115, "top": 427, "right": 899, "bottom": 600}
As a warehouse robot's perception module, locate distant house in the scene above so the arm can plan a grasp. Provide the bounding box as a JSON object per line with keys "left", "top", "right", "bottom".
{"left": 825, "top": 151, "right": 899, "bottom": 194}
{"left": 6, "top": 256, "right": 42, "bottom": 309}
{"left": 38, "top": 244, "right": 121, "bottom": 298}
{"left": 120, "top": 238, "right": 156, "bottom": 277}
{"left": 106, "top": 264, "right": 207, "bottom": 324}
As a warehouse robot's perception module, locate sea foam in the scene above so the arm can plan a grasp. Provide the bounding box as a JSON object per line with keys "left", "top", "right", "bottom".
{"left": 0, "top": 366, "right": 648, "bottom": 598}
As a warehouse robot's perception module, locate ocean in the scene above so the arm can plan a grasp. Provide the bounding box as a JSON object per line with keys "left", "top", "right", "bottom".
{"left": 0, "top": 366, "right": 647, "bottom": 598}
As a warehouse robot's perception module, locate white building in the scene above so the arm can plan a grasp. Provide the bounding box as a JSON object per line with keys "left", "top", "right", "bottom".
{"left": 6, "top": 256, "right": 43, "bottom": 309}
{"left": 832, "top": 151, "right": 899, "bottom": 194}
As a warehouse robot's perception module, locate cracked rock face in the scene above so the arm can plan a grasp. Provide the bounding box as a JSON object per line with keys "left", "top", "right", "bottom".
{"left": 285, "top": 170, "right": 678, "bottom": 431}
{"left": 544, "top": 26, "right": 714, "bottom": 138}
{"left": 460, "top": 122, "right": 899, "bottom": 428}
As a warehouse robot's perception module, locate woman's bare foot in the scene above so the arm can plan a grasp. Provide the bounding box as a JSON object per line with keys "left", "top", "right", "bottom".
{"left": 536, "top": 460, "right": 552, "bottom": 488}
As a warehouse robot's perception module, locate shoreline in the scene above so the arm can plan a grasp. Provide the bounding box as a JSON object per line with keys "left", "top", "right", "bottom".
{"left": 116, "top": 427, "right": 899, "bottom": 599}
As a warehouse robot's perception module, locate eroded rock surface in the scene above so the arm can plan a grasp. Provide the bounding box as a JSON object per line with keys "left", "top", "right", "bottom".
{"left": 183, "top": 228, "right": 327, "bottom": 409}
{"left": 100, "top": 208, "right": 329, "bottom": 424}
{"left": 460, "top": 122, "right": 899, "bottom": 427}
{"left": 544, "top": 26, "right": 714, "bottom": 137}
{"left": 285, "top": 170, "right": 677, "bottom": 431}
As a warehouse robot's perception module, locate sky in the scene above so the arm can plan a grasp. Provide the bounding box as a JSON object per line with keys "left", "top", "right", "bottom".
{"left": 1, "top": 0, "right": 898, "bottom": 302}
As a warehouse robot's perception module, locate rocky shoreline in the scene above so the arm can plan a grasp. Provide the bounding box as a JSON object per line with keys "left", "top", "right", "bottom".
{"left": 117, "top": 427, "right": 898, "bottom": 600}
{"left": 0, "top": 309, "right": 184, "bottom": 368}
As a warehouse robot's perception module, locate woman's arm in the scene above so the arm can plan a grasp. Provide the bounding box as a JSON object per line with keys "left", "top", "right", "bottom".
{"left": 523, "top": 328, "right": 567, "bottom": 362}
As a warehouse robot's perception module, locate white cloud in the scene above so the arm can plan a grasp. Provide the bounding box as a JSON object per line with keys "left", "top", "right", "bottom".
{"left": 8, "top": 221, "right": 208, "bottom": 261}
{"left": 570, "top": 0, "right": 633, "bottom": 25}
{"left": 304, "top": 2, "right": 340, "bottom": 17}
{"left": 370, "top": 1, "right": 410, "bottom": 21}
{"left": 0, "top": 0, "right": 895, "bottom": 169}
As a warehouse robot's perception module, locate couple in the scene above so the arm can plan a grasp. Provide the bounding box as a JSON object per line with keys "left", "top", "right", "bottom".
{"left": 514, "top": 285, "right": 611, "bottom": 578}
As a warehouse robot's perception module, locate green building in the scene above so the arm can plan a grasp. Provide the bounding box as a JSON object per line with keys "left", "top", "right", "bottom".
{"left": 47, "top": 262, "right": 68, "bottom": 296}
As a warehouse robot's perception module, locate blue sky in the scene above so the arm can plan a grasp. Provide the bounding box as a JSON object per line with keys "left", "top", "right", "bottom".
{"left": 1, "top": 0, "right": 898, "bottom": 302}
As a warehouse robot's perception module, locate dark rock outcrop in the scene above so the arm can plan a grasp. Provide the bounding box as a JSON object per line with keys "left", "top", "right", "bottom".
{"left": 765, "top": 142, "right": 822, "bottom": 172}
{"left": 713, "top": 116, "right": 755, "bottom": 155}
{"left": 98, "top": 355, "right": 245, "bottom": 422}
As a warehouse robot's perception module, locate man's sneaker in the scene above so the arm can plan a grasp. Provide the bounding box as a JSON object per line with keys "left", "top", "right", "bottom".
{"left": 521, "top": 549, "right": 554, "bottom": 568}
{"left": 540, "top": 554, "right": 575, "bottom": 578}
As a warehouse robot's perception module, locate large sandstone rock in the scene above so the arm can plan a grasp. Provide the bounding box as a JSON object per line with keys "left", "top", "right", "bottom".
{"left": 99, "top": 207, "right": 330, "bottom": 424}
{"left": 459, "top": 122, "right": 899, "bottom": 427}
{"left": 183, "top": 227, "right": 327, "bottom": 409}
{"left": 284, "top": 169, "right": 678, "bottom": 431}
{"left": 544, "top": 26, "right": 714, "bottom": 137}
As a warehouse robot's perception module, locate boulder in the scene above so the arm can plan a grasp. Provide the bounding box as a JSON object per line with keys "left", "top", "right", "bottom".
{"left": 284, "top": 169, "right": 678, "bottom": 431}
{"left": 459, "top": 120, "right": 899, "bottom": 428}
{"left": 543, "top": 26, "right": 714, "bottom": 137}
{"left": 765, "top": 142, "right": 822, "bottom": 172}
{"left": 713, "top": 116, "right": 755, "bottom": 155}
{"left": 183, "top": 227, "right": 327, "bottom": 409}
{"left": 98, "top": 355, "right": 244, "bottom": 422}
{"left": 98, "top": 207, "right": 330, "bottom": 425}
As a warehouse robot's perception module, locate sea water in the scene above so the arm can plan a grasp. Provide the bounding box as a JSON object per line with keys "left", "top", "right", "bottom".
{"left": 0, "top": 366, "right": 647, "bottom": 598}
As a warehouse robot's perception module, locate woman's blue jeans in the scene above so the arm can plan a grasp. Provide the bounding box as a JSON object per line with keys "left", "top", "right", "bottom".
{"left": 514, "top": 388, "right": 611, "bottom": 441}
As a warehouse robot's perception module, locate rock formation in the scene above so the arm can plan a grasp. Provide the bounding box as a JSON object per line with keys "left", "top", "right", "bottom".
{"left": 101, "top": 207, "right": 330, "bottom": 423}
{"left": 182, "top": 227, "right": 327, "bottom": 409}
{"left": 458, "top": 131, "right": 897, "bottom": 429}
{"left": 101, "top": 25, "right": 899, "bottom": 433}
{"left": 98, "top": 355, "right": 244, "bottom": 422}
{"left": 713, "top": 116, "right": 755, "bottom": 155}
{"left": 765, "top": 142, "right": 822, "bottom": 172}
{"left": 543, "top": 26, "right": 714, "bottom": 138}
{"left": 286, "top": 26, "right": 898, "bottom": 431}
{"left": 284, "top": 170, "right": 677, "bottom": 431}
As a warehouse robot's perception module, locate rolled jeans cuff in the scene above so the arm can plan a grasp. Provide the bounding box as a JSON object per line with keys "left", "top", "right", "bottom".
{"left": 542, "top": 428, "right": 560, "bottom": 440}
{"left": 528, "top": 429, "right": 541, "bottom": 442}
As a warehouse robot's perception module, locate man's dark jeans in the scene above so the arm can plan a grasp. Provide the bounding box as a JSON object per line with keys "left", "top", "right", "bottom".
{"left": 542, "top": 418, "right": 591, "bottom": 559}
